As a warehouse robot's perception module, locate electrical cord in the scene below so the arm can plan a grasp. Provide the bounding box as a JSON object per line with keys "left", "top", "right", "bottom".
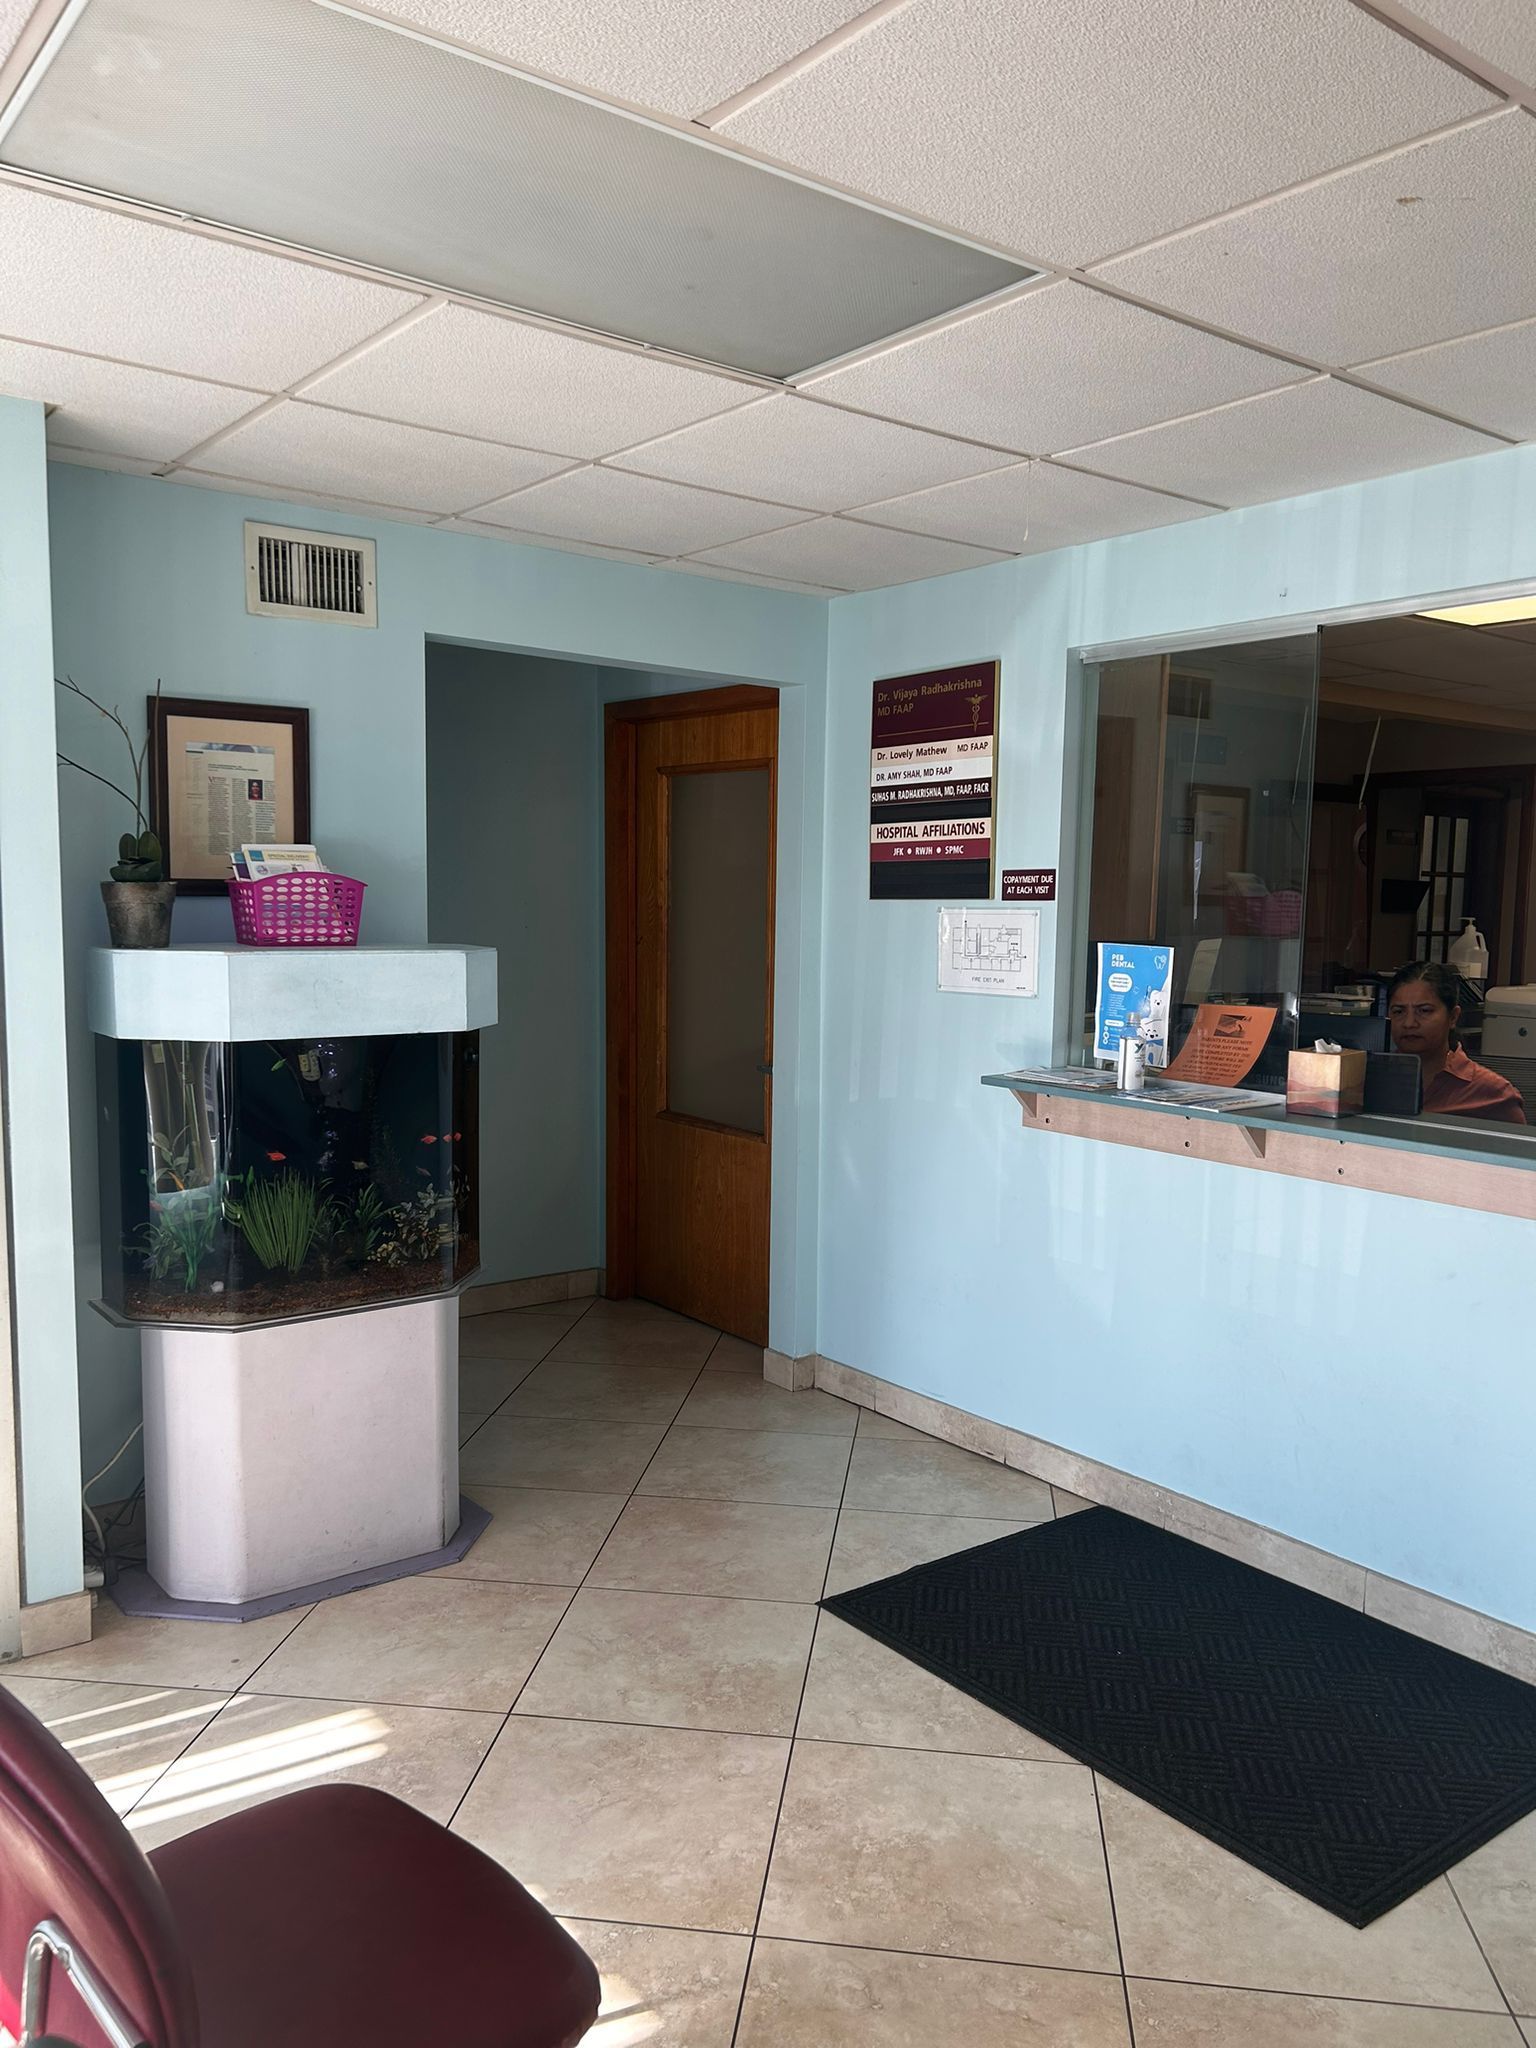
{"left": 80, "top": 1425, "right": 144, "bottom": 1580}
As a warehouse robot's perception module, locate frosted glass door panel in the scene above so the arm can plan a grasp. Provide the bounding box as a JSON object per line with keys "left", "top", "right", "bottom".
{"left": 667, "top": 767, "right": 770, "bottom": 1133}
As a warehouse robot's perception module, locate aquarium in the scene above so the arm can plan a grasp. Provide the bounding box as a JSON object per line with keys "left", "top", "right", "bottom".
{"left": 97, "top": 1030, "right": 480, "bottom": 1327}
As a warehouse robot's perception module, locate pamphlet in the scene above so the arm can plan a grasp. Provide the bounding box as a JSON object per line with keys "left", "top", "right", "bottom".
{"left": 238, "top": 842, "right": 327, "bottom": 881}
{"left": 1094, "top": 943, "right": 1174, "bottom": 1068}
{"left": 1163, "top": 1003, "right": 1277, "bottom": 1088}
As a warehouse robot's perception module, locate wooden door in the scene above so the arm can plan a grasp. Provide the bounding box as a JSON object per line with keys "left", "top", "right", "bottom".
{"left": 606, "top": 689, "right": 777, "bottom": 1343}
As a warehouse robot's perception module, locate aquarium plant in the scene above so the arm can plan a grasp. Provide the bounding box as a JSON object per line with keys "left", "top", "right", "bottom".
{"left": 226, "top": 1168, "right": 328, "bottom": 1273}
{"left": 140, "top": 1179, "right": 225, "bottom": 1292}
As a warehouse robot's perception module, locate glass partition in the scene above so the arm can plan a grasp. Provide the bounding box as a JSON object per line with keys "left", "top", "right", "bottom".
{"left": 1078, "top": 634, "right": 1320, "bottom": 1085}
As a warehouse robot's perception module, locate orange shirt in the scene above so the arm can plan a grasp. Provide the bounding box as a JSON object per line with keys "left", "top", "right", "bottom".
{"left": 1422, "top": 1046, "right": 1527, "bottom": 1125}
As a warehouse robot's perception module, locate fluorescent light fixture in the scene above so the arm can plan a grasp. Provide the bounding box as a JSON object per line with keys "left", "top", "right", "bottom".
{"left": 1418, "top": 597, "right": 1536, "bottom": 627}
{"left": 0, "top": 0, "right": 1038, "bottom": 380}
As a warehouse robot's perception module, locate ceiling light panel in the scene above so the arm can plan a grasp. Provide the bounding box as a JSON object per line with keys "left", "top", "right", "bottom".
{"left": 3, "top": 0, "right": 1036, "bottom": 381}
{"left": 302, "top": 304, "right": 757, "bottom": 459}
{"left": 0, "top": 336, "right": 262, "bottom": 459}
{"left": 716, "top": 0, "right": 1495, "bottom": 269}
{"left": 612, "top": 394, "right": 1016, "bottom": 512}
{"left": 335, "top": 0, "right": 878, "bottom": 120}
{"left": 801, "top": 281, "right": 1306, "bottom": 455}
{"left": 1419, "top": 597, "right": 1536, "bottom": 627}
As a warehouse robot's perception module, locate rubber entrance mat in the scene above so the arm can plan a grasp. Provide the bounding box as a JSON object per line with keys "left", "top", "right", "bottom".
{"left": 822, "top": 1506, "right": 1536, "bottom": 1926}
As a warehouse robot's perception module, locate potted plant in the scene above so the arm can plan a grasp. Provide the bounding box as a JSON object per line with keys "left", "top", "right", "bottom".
{"left": 56, "top": 677, "right": 176, "bottom": 949}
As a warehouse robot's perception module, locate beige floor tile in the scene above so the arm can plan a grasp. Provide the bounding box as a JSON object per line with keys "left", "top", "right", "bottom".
{"left": 1520, "top": 2021, "right": 1535, "bottom": 2045}
{"left": 760, "top": 1739, "right": 1117, "bottom": 1971}
{"left": 638, "top": 1425, "right": 851, "bottom": 1508}
{"left": 673, "top": 1377, "right": 858, "bottom": 1436}
{"left": 498, "top": 1359, "right": 698, "bottom": 1426}
{"left": 855, "top": 1408, "right": 928, "bottom": 1440}
{"left": 124, "top": 1690, "right": 500, "bottom": 1850}
{"left": 461, "top": 1415, "right": 668, "bottom": 1493}
{"left": 459, "top": 1410, "right": 490, "bottom": 1447}
{"left": 459, "top": 1355, "right": 539, "bottom": 1410}
{"left": 0, "top": 1674, "right": 228, "bottom": 1814}
{"left": 824, "top": 1508, "right": 1035, "bottom": 1596}
{"left": 844, "top": 1438, "right": 1054, "bottom": 1518}
{"left": 797, "top": 1613, "right": 1070, "bottom": 1761}
{"left": 1098, "top": 1779, "right": 1505, "bottom": 2010}
{"left": 1127, "top": 1979, "right": 1526, "bottom": 2044}
{"left": 452, "top": 1715, "right": 788, "bottom": 1933}
{"left": 249, "top": 1576, "right": 570, "bottom": 1712}
{"left": 516, "top": 1587, "right": 817, "bottom": 1736}
{"left": 704, "top": 1335, "right": 763, "bottom": 1373}
{"left": 548, "top": 1299, "right": 720, "bottom": 1368}
{"left": 589, "top": 1495, "right": 837, "bottom": 1603}
{"left": 459, "top": 1312, "right": 579, "bottom": 1361}
{"left": 737, "top": 1938, "right": 1131, "bottom": 2047}
{"left": 558, "top": 1920, "right": 751, "bottom": 2047}
{"left": 1449, "top": 1808, "right": 1536, "bottom": 2014}
{"left": 437, "top": 1485, "right": 627, "bottom": 1586}
{"left": 5, "top": 1598, "right": 310, "bottom": 1693}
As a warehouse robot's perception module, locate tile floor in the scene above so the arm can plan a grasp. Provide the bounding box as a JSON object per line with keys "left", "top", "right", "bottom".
{"left": 7, "top": 1295, "right": 1536, "bottom": 2045}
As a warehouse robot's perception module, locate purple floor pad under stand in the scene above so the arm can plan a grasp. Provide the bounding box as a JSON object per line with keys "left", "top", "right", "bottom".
{"left": 111, "top": 1495, "right": 493, "bottom": 1623}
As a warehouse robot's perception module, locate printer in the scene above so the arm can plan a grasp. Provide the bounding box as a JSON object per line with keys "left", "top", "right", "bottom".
{"left": 1482, "top": 986, "right": 1536, "bottom": 1059}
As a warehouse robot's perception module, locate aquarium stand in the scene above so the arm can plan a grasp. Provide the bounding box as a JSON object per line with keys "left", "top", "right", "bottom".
{"left": 111, "top": 1496, "right": 492, "bottom": 1624}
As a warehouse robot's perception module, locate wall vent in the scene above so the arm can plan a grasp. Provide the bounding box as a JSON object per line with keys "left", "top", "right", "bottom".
{"left": 245, "top": 522, "right": 377, "bottom": 626}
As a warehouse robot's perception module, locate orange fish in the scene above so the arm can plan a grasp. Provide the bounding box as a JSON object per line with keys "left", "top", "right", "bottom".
{"left": 441, "top": 1133, "right": 453, "bottom": 1142}
{"left": 453, "top": 1132, "right": 462, "bottom": 1141}
{"left": 420, "top": 1134, "right": 437, "bottom": 1144}
{"left": 267, "top": 1150, "right": 286, "bottom": 1162}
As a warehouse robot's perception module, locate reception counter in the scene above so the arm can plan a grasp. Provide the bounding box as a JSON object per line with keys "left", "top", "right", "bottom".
{"left": 982, "top": 1071, "right": 1536, "bottom": 1222}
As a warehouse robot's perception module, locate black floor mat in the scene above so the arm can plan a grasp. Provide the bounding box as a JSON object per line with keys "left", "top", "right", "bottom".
{"left": 822, "top": 1506, "right": 1536, "bottom": 1925}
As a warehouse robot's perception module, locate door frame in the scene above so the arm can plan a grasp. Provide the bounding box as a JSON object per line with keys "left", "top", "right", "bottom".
{"left": 604, "top": 683, "right": 781, "bottom": 1304}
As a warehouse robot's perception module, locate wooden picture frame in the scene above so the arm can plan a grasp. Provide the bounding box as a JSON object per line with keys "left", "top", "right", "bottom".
{"left": 148, "top": 696, "right": 311, "bottom": 894}
{"left": 1191, "top": 783, "right": 1250, "bottom": 896}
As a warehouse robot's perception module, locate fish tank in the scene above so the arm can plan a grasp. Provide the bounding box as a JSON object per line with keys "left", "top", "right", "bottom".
{"left": 96, "top": 1030, "right": 480, "bottom": 1327}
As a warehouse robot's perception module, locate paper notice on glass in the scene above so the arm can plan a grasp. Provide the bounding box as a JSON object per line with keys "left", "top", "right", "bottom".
{"left": 938, "top": 905, "right": 1039, "bottom": 996}
{"left": 181, "top": 743, "right": 278, "bottom": 862}
{"left": 1163, "top": 1003, "right": 1276, "bottom": 1087}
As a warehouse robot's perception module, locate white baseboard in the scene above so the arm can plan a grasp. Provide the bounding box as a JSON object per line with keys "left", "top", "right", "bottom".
{"left": 459, "top": 1269, "right": 600, "bottom": 1316}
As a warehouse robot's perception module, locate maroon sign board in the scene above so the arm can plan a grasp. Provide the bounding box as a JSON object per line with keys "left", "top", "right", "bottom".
{"left": 869, "top": 660, "right": 999, "bottom": 900}
{"left": 1001, "top": 868, "right": 1056, "bottom": 901}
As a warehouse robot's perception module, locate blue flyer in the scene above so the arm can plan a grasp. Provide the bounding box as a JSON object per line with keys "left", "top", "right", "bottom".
{"left": 1094, "top": 943, "right": 1175, "bottom": 1067}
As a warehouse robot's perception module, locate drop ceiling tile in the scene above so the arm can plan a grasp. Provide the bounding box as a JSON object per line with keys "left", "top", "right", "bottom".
{"left": 302, "top": 304, "right": 761, "bottom": 459}
{"left": 464, "top": 464, "right": 810, "bottom": 554}
{"left": 612, "top": 394, "right": 1014, "bottom": 512}
{"left": 0, "top": 338, "right": 262, "bottom": 460}
{"left": 1, "top": 0, "right": 37, "bottom": 68}
{"left": 717, "top": 0, "right": 1495, "bottom": 268}
{"left": 434, "top": 518, "right": 662, "bottom": 563}
{"left": 1096, "top": 113, "right": 1536, "bottom": 369}
{"left": 46, "top": 446, "right": 165, "bottom": 478}
{"left": 339, "top": 0, "right": 875, "bottom": 117}
{"left": 856, "top": 459, "right": 1215, "bottom": 554}
{"left": 1313, "top": 620, "right": 1536, "bottom": 684}
{"left": 172, "top": 468, "right": 444, "bottom": 522}
{"left": 1360, "top": 318, "right": 1536, "bottom": 440}
{"left": 665, "top": 559, "right": 848, "bottom": 595}
{"left": 687, "top": 518, "right": 1010, "bottom": 591}
{"left": 802, "top": 281, "right": 1306, "bottom": 455}
{"left": 1395, "top": 0, "right": 1536, "bottom": 91}
{"left": 187, "top": 402, "right": 571, "bottom": 513}
{"left": 0, "top": 185, "right": 421, "bottom": 389}
{"left": 1063, "top": 378, "right": 1503, "bottom": 508}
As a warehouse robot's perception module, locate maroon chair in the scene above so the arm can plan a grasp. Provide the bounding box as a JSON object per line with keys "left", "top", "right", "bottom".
{"left": 0, "top": 1686, "right": 598, "bottom": 2047}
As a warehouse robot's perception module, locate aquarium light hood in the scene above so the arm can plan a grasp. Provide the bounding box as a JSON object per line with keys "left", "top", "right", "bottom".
{"left": 0, "top": 0, "right": 1038, "bottom": 381}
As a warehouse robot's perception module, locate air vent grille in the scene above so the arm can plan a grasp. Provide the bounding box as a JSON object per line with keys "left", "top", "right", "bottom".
{"left": 245, "top": 522, "right": 377, "bottom": 626}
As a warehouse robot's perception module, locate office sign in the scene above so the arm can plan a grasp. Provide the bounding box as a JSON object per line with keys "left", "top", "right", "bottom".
{"left": 1001, "top": 868, "right": 1056, "bottom": 901}
{"left": 869, "top": 659, "right": 998, "bottom": 900}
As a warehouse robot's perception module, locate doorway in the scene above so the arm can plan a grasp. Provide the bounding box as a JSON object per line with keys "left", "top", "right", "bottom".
{"left": 605, "top": 686, "right": 778, "bottom": 1345}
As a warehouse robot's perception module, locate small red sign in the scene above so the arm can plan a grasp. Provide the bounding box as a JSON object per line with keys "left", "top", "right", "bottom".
{"left": 1001, "top": 868, "right": 1056, "bottom": 901}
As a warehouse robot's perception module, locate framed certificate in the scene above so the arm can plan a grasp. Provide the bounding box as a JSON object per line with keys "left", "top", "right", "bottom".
{"left": 149, "top": 696, "right": 311, "bottom": 893}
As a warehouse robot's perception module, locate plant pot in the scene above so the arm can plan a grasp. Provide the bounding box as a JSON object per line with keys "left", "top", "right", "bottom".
{"left": 101, "top": 879, "right": 177, "bottom": 949}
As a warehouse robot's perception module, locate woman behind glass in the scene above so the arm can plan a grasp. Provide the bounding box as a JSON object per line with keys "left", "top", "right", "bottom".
{"left": 1386, "top": 960, "right": 1527, "bottom": 1125}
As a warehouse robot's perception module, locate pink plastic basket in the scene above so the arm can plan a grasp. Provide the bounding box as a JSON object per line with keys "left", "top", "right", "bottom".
{"left": 229, "top": 871, "right": 366, "bottom": 947}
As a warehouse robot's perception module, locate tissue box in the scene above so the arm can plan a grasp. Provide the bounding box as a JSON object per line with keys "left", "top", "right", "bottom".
{"left": 1287, "top": 1048, "right": 1367, "bottom": 1118}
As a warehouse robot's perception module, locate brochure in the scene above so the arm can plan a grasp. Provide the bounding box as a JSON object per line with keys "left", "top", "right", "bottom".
{"left": 238, "top": 842, "right": 327, "bottom": 881}
{"left": 1094, "top": 942, "right": 1175, "bottom": 1068}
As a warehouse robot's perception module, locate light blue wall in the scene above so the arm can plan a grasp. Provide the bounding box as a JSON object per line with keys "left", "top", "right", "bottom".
{"left": 821, "top": 439, "right": 1536, "bottom": 1631}
{"left": 47, "top": 464, "right": 826, "bottom": 1486}
{"left": 0, "top": 402, "right": 83, "bottom": 1604}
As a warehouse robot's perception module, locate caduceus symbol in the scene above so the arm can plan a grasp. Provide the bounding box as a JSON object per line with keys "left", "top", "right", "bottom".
{"left": 968, "top": 691, "right": 984, "bottom": 732}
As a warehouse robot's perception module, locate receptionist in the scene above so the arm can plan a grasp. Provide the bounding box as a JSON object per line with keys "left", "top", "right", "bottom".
{"left": 1386, "top": 961, "right": 1527, "bottom": 1125}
